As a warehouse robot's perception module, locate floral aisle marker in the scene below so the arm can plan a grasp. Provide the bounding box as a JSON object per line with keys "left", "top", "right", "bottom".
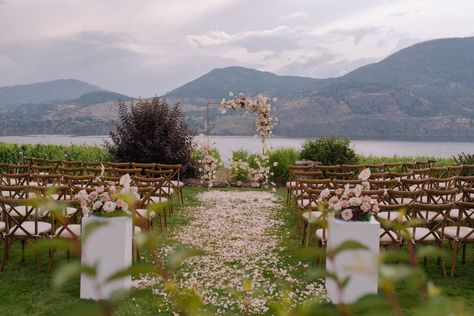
{"left": 132, "top": 191, "right": 327, "bottom": 314}
{"left": 197, "top": 141, "right": 222, "bottom": 187}
{"left": 221, "top": 93, "right": 278, "bottom": 189}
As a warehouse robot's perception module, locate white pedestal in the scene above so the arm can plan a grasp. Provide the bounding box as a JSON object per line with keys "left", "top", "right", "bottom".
{"left": 326, "top": 217, "right": 380, "bottom": 304}
{"left": 80, "top": 216, "right": 133, "bottom": 300}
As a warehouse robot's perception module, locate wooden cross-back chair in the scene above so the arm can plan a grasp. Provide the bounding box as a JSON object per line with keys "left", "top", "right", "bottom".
{"left": 409, "top": 202, "right": 452, "bottom": 276}
{"left": 63, "top": 175, "right": 96, "bottom": 196}
{"left": 456, "top": 176, "right": 474, "bottom": 191}
{"left": 0, "top": 163, "right": 10, "bottom": 173}
{"left": 299, "top": 187, "right": 328, "bottom": 248}
{"left": 1, "top": 173, "right": 29, "bottom": 187}
{"left": 369, "top": 172, "right": 390, "bottom": 180}
{"left": 390, "top": 171, "right": 414, "bottom": 180}
{"left": 31, "top": 165, "right": 56, "bottom": 175}
{"left": 30, "top": 158, "right": 46, "bottom": 166}
{"left": 429, "top": 167, "right": 449, "bottom": 178}
{"left": 0, "top": 197, "right": 52, "bottom": 272}
{"left": 365, "top": 164, "right": 385, "bottom": 173}
{"left": 131, "top": 162, "right": 156, "bottom": 170}
{"left": 143, "top": 169, "right": 175, "bottom": 208}
{"left": 325, "top": 171, "right": 354, "bottom": 180}
{"left": 288, "top": 170, "right": 323, "bottom": 206}
{"left": 286, "top": 165, "right": 315, "bottom": 206}
{"left": 401, "top": 162, "right": 416, "bottom": 172}
{"left": 400, "top": 178, "right": 429, "bottom": 191}
{"left": 133, "top": 177, "right": 169, "bottom": 231}
{"left": 447, "top": 165, "right": 463, "bottom": 177}
{"left": 383, "top": 163, "right": 403, "bottom": 173}
{"left": 0, "top": 185, "right": 29, "bottom": 200}
{"left": 446, "top": 201, "right": 474, "bottom": 276}
{"left": 428, "top": 177, "right": 456, "bottom": 190}
{"left": 8, "top": 164, "right": 30, "bottom": 174}
{"left": 155, "top": 163, "right": 184, "bottom": 205}
{"left": 44, "top": 159, "right": 62, "bottom": 171}
{"left": 82, "top": 162, "right": 103, "bottom": 168}
{"left": 411, "top": 168, "right": 431, "bottom": 179}
{"left": 112, "top": 168, "right": 141, "bottom": 178}
{"left": 84, "top": 167, "right": 103, "bottom": 177}
{"left": 341, "top": 164, "right": 366, "bottom": 174}
{"left": 293, "top": 178, "right": 331, "bottom": 227}
{"left": 461, "top": 164, "right": 474, "bottom": 176}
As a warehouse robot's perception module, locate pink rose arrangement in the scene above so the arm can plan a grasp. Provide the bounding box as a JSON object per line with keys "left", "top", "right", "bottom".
{"left": 74, "top": 174, "right": 139, "bottom": 217}
{"left": 319, "top": 168, "right": 380, "bottom": 222}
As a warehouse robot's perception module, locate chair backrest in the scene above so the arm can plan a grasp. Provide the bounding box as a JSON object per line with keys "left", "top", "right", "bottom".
{"left": 361, "top": 189, "right": 385, "bottom": 203}
{"left": 44, "top": 159, "right": 63, "bottom": 170}
{"left": 59, "top": 167, "right": 85, "bottom": 176}
{"left": 428, "top": 177, "right": 456, "bottom": 190}
{"left": 63, "top": 160, "right": 83, "bottom": 168}
{"left": 389, "top": 171, "right": 414, "bottom": 180}
{"left": 411, "top": 168, "right": 430, "bottom": 179}
{"left": 447, "top": 165, "right": 463, "bottom": 177}
{"left": 112, "top": 168, "right": 142, "bottom": 177}
{"left": 0, "top": 163, "right": 10, "bottom": 173}
{"left": 1, "top": 173, "right": 29, "bottom": 186}
{"left": 8, "top": 164, "right": 30, "bottom": 174}
{"left": 461, "top": 164, "right": 474, "bottom": 176}
{"left": 460, "top": 188, "right": 474, "bottom": 202}
{"left": 369, "top": 172, "right": 390, "bottom": 180}
{"left": 456, "top": 175, "right": 474, "bottom": 190}
{"left": 0, "top": 185, "right": 29, "bottom": 199}
{"left": 82, "top": 161, "right": 103, "bottom": 168}
{"left": 423, "top": 189, "right": 457, "bottom": 205}
{"left": 84, "top": 167, "right": 103, "bottom": 177}
{"left": 63, "top": 175, "right": 96, "bottom": 196}
{"left": 365, "top": 164, "right": 385, "bottom": 173}
{"left": 155, "top": 163, "right": 182, "bottom": 184}
{"left": 31, "top": 157, "right": 46, "bottom": 166}
{"left": 341, "top": 164, "right": 366, "bottom": 173}
{"left": 429, "top": 167, "right": 449, "bottom": 178}
{"left": 30, "top": 173, "right": 62, "bottom": 187}
{"left": 383, "top": 163, "right": 403, "bottom": 173}
{"left": 0, "top": 197, "right": 49, "bottom": 238}
{"left": 131, "top": 162, "right": 156, "bottom": 170}
{"left": 368, "top": 179, "right": 400, "bottom": 190}
{"left": 385, "top": 189, "right": 422, "bottom": 205}
{"left": 31, "top": 165, "right": 56, "bottom": 174}
{"left": 415, "top": 160, "right": 433, "bottom": 169}
{"left": 107, "top": 162, "right": 130, "bottom": 169}
{"left": 292, "top": 170, "right": 324, "bottom": 180}
{"left": 401, "top": 162, "right": 416, "bottom": 172}
{"left": 325, "top": 171, "right": 354, "bottom": 180}
{"left": 400, "top": 178, "right": 429, "bottom": 191}
{"left": 411, "top": 203, "right": 453, "bottom": 242}
{"left": 331, "top": 179, "right": 363, "bottom": 189}
{"left": 133, "top": 176, "right": 168, "bottom": 204}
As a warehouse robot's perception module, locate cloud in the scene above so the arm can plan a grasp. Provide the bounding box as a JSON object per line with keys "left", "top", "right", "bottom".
{"left": 280, "top": 11, "right": 310, "bottom": 21}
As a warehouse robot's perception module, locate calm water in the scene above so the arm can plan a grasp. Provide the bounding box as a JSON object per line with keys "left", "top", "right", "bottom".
{"left": 0, "top": 135, "right": 473, "bottom": 162}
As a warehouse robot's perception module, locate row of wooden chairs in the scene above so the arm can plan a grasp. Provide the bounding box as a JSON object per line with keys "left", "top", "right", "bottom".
{"left": 0, "top": 173, "right": 173, "bottom": 272}
{"left": 291, "top": 178, "right": 474, "bottom": 276}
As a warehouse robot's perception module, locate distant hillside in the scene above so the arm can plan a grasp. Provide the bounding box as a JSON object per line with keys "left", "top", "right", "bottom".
{"left": 1, "top": 37, "right": 474, "bottom": 138}
{"left": 0, "top": 79, "right": 103, "bottom": 106}
{"left": 166, "top": 66, "right": 332, "bottom": 99}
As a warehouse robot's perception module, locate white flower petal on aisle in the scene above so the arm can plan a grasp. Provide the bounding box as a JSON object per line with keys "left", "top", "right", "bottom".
{"left": 132, "top": 190, "right": 326, "bottom": 314}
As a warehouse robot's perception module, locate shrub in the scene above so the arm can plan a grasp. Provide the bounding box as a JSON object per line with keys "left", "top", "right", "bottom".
{"left": 229, "top": 160, "right": 253, "bottom": 182}
{"left": 268, "top": 147, "right": 299, "bottom": 185}
{"left": 299, "top": 136, "right": 356, "bottom": 165}
{"left": 0, "top": 142, "right": 110, "bottom": 164}
{"left": 358, "top": 155, "right": 457, "bottom": 167}
{"left": 105, "top": 97, "right": 195, "bottom": 176}
{"left": 454, "top": 152, "right": 474, "bottom": 165}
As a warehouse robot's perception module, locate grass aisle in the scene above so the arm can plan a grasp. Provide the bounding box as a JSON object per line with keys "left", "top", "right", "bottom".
{"left": 133, "top": 189, "right": 326, "bottom": 314}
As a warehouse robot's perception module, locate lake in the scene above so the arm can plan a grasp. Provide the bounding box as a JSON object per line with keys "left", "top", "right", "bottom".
{"left": 0, "top": 135, "right": 473, "bottom": 162}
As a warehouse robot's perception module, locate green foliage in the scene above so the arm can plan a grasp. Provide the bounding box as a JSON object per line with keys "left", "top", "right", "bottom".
{"left": 454, "top": 152, "right": 474, "bottom": 165}
{"left": 299, "top": 136, "right": 357, "bottom": 165}
{"left": 0, "top": 142, "right": 110, "bottom": 164}
{"left": 231, "top": 149, "right": 260, "bottom": 169}
{"left": 358, "top": 155, "right": 457, "bottom": 167}
{"left": 106, "top": 97, "right": 195, "bottom": 176}
{"left": 229, "top": 159, "right": 252, "bottom": 182}
{"left": 268, "top": 147, "right": 299, "bottom": 185}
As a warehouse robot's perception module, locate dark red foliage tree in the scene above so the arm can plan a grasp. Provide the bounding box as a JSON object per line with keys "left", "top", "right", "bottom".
{"left": 106, "top": 97, "right": 196, "bottom": 176}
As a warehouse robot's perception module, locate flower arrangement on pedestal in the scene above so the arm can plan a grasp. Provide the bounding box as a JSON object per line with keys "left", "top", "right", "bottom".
{"left": 74, "top": 174, "right": 138, "bottom": 217}
{"left": 197, "top": 141, "right": 222, "bottom": 188}
{"left": 319, "top": 168, "right": 379, "bottom": 222}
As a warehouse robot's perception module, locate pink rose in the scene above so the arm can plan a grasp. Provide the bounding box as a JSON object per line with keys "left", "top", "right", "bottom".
{"left": 340, "top": 200, "right": 350, "bottom": 209}
{"left": 335, "top": 188, "right": 343, "bottom": 196}
{"left": 100, "top": 193, "right": 110, "bottom": 202}
{"left": 96, "top": 186, "right": 105, "bottom": 193}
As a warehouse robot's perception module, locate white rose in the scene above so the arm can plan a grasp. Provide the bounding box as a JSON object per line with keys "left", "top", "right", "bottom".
{"left": 103, "top": 201, "right": 117, "bottom": 213}
{"left": 349, "top": 197, "right": 362, "bottom": 206}
{"left": 92, "top": 201, "right": 103, "bottom": 210}
{"left": 341, "top": 209, "right": 353, "bottom": 221}
{"left": 333, "top": 203, "right": 342, "bottom": 211}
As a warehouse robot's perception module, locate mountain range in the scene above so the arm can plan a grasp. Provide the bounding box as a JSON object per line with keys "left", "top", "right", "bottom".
{"left": 1, "top": 36, "right": 474, "bottom": 138}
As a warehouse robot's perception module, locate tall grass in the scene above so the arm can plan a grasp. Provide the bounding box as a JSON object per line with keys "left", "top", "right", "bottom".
{"left": 268, "top": 148, "right": 299, "bottom": 185}
{"left": 357, "top": 155, "right": 457, "bottom": 167}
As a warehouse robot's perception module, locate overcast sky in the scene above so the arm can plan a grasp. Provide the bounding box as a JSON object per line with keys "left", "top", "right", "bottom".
{"left": 0, "top": 0, "right": 473, "bottom": 97}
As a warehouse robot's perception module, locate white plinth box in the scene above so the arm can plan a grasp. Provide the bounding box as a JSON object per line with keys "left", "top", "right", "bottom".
{"left": 326, "top": 217, "right": 380, "bottom": 304}
{"left": 80, "top": 216, "right": 133, "bottom": 300}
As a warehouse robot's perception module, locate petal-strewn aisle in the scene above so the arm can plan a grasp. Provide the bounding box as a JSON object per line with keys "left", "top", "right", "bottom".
{"left": 133, "top": 190, "right": 326, "bottom": 314}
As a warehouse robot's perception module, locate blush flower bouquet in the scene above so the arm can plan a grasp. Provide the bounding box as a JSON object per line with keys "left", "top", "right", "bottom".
{"left": 74, "top": 174, "right": 139, "bottom": 217}
{"left": 319, "top": 168, "right": 380, "bottom": 222}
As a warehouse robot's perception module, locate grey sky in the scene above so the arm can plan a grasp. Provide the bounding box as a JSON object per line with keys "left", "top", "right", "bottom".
{"left": 0, "top": 0, "right": 473, "bottom": 97}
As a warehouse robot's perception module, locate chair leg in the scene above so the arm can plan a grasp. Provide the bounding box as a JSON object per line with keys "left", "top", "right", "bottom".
{"left": 301, "top": 223, "right": 307, "bottom": 246}
{"left": 462, "top": 244, "right": 466, "bottom": 265}
{"left": 450, "top": 243, "right": 459, "bottom": 277}
{"left": 1, "top": 239, "right": 11, "bottom": 272}
{"left": 48, "top": 249, "right": 55, "bottom": 273}
{"left": 305, "top": 223, "right": 312, "bottom": 248}
{"left": 21, "top": 240, "right": 26, "bottom": 262}
{"left": 438, "top": 244, "right": 446, "bottom": 277}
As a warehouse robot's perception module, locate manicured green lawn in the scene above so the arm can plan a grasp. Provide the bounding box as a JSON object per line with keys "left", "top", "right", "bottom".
{"left": 0, "top": 188, "right": 473, "bottom": 315}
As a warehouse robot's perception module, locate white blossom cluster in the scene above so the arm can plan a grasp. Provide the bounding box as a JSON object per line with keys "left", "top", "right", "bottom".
{"left": 197, "top": 141, "right": 222, "bottom": 187}
{"left": 132, "top": 191, "right": 327, "bottom": 314}
{"left": 220, "top": 92, "right": 277, "bottom": 150}
{"left": 251, "top": 154, "right": 278, "bottom": 190}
